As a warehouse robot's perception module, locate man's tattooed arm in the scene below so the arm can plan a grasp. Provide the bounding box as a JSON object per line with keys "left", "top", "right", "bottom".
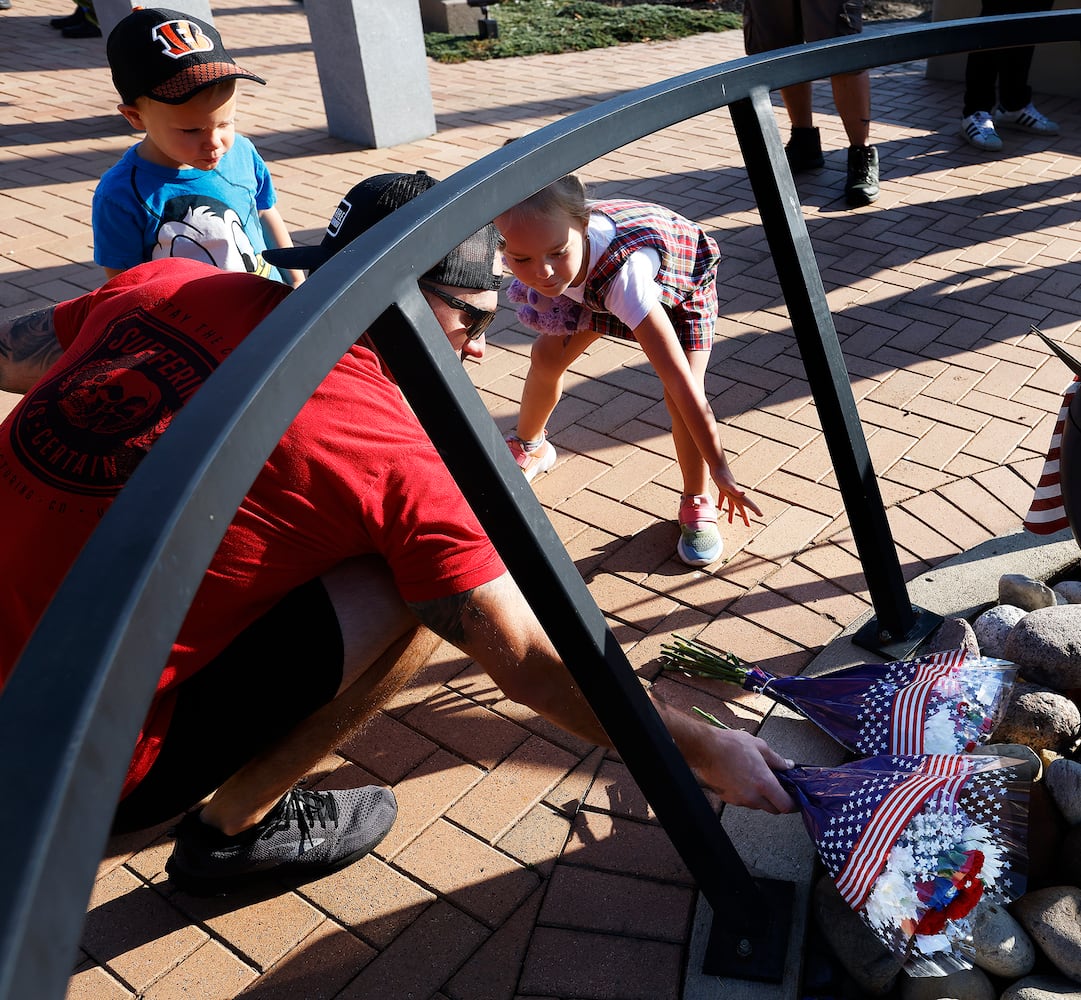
{"left": 406, "top": 588, "right": 476, "bottom": 645}
{"left": 0, "top": 306, "right": 62, "bottom": 394}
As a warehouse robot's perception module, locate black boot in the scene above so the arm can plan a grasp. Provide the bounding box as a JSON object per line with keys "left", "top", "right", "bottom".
{"left": 844, "top": 145, "right": 880, "bottom": 206}
{"left": 62, "top": 18, "right": 102, "bottom": 37}
{"left": 50, "top": 6, "right": 85, "bottom": 28}
{"left": 785, "top": 127, "right": 825, "bottom": 173}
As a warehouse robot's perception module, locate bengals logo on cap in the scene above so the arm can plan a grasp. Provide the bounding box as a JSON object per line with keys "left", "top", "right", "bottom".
{"left": 151, "top": 19, "right": 216, "bottom": 60}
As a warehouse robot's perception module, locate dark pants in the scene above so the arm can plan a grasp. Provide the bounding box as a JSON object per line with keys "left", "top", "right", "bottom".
{"left": 111, "top": 579, "right": 344, "bottom": 834}
{"left": 963, "top": 0, "right": 1054, "bottom": 116}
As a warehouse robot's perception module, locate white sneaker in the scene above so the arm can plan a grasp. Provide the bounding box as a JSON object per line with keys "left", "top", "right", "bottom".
{"left": 961, "top": 111, "right": 1003, "bottom": 151}
{"left": 993, "top": 103, "right": 1059, "bottom": 136}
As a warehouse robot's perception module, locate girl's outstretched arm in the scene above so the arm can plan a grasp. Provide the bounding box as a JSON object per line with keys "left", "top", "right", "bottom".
{"left": 632, "top": 303, "right": 762, "bottom": 523}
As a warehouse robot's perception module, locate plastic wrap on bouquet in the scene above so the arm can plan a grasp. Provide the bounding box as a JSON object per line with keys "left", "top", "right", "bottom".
{"left": 659, "top": 639, "right": 1017, "bottom": 756}
{"left": 779, "top": 754, "right": 1030, "bottom": 977}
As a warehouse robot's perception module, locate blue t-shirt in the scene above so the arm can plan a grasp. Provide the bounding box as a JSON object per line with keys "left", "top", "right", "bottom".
{"left": 92, "top": 134, "right": 283, "bottom": 283}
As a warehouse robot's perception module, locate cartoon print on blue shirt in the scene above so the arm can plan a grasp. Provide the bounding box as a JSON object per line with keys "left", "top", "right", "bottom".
{"left": 151, "top": 195, "right": 273, "bottom": 279}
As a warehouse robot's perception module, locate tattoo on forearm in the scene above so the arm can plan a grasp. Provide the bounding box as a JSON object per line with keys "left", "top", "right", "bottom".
{"left": 0, "top": 308, "right": 61, "bottom": 386}
{"left": 407, "top": 588, "right": 476, "bottom": 645}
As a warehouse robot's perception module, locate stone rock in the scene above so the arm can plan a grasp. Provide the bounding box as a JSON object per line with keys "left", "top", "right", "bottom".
{"left": 1053, "top": 580, "right": 1081, "bottom": 605}
{"left": 1028, "top": 782, "right": 1071, "bottom": 891}
{"left": 969, "top": 898, "right": 1036, "bottom": 978}
{"left": 1001, "top": 573, "right": 1057, "bottom": 611}
{"left": 970, "top": 742, "right": 1043, "bottom": 781}
{"left": 974, "top": 604, "right": 1027, "bottom": 659}
{"left": 1011, "top": 886, "right": 1081, "bottom": 984}
{"left": 1045, "top": 757, "right": 1081, "bottom": 825}
{"left": 1058, "top": 825, "right": 1081, "bottom": 889}
{"left": 1004, "top": 605, "right": 1081, "bottom": 690}
{"left": 1001, "top": 972, "right": 1081, "bottom": 999}
{"left": 898, "top": 965, "right": 995, "bottom": 1000}
{"left": 993, "top": 682, "right": 1081, "bottom": 753}
{"left": 813, "top": 876, "right": 903, "bottom": 995}
{"left": 1042, "top": 749, "right": 1064, "bottom": 770}
{"left": 927, "top": 616, "right": 981, "bottom": 657}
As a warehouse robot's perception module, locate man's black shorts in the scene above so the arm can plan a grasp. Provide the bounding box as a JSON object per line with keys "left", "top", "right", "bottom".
{"left": 112, "top": 578, "right": 344, "bottom": 834}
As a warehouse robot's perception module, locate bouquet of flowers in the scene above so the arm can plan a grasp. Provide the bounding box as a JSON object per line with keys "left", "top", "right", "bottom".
{"left": 779, "top": 753, "right": 1029, "bottom": 976}
{"left": 659, "top": 638, "right": 1017, "bottom": 757}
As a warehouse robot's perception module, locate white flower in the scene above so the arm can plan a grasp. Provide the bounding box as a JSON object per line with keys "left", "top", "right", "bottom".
{"left": 962, "top": 823, "right": 1003, "bottom": 883}
{"left": 864, "top": 843, "right": 919, "bottom": 932}
{"left": 923, "top": 705, "right": 961, "bottom": 754}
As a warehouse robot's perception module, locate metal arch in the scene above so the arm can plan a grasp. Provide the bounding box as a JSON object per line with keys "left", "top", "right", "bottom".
{"left": 3, "top": 12, "right": 1081, "bottom": 999}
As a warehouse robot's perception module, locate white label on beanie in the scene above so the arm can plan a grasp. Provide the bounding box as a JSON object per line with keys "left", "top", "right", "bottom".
{"left": 327, "top": 199, "right": 351, "bottom": 238}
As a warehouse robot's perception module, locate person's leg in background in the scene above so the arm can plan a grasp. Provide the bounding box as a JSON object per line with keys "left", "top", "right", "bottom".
{"left": 990, "top": 0, "right": 1059, "bottom": 134}
{"left": 61, "top": 0, "right": 100, "bottom": 37}
{"left": 962, "top": 0, "right": 1058, "bottom": 149}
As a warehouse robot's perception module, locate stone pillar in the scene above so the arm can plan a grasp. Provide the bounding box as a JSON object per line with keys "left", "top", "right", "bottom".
{"left": 304, "top": 0, "right": 437, "bottom": 148}
{"left": 419, "top": 0, "right": 478, "bottom": 35}
{"left": 92, "top": 0, "right": 214, "bottom": 42}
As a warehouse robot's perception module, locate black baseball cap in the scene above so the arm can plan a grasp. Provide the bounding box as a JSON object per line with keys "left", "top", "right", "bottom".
{"left": 264, "top": 171, "right": 503, "bottom": 290}
{"left": 107, "top": 7, "right": 266, "bottom": 106}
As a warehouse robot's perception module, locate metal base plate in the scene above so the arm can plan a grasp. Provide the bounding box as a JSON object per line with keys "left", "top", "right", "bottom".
{"left": 701, "top": 877, "right": 795, "bottom": 983}
{"left": 851, "top": 605, "right": 943, "bottom": 661}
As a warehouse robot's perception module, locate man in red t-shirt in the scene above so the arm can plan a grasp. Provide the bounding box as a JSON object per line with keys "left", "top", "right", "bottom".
{"left": 0, "top": 172, "right": 794, "bottom": 896}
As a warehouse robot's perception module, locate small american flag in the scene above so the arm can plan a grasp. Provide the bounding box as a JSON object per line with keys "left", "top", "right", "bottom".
{"left": 1024, "top": 377, "right": 1080, "bottom": 535}
{"left": 780, "top": 754, "right": 1030, "bottom": 976}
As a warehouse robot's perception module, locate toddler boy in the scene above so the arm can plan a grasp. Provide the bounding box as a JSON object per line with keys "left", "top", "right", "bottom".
{"left": 92, "top": 7, "right": 303, "bottom": 286}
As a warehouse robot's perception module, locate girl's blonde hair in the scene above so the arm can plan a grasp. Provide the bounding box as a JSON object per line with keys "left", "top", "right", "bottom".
{"left": 501, "top": 174, "right": 591, "bottom": 229}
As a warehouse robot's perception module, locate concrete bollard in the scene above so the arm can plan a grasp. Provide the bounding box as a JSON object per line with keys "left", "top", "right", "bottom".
{"left": 92, "top": 0, "right": 214, "bottom": 42}
{"left": 304, "top": 0, "right": 437, "bottom": 148}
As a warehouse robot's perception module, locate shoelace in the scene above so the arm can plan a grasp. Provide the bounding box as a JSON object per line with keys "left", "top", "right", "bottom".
{"left": 851, "top": 147, "right": 876, "bottom": 170}
{"left": 261, "top": 787, "right": 339, "bottom": 848}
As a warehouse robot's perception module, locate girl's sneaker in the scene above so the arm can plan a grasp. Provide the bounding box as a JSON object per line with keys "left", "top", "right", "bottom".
{"left": 506, "top": 432, "right": 557, "bottom": 483}
{"left": 993, "top": 103, "right": 1059, "bottom": 136}
{"left": 960, "top": 111, "right": 1003, "bottom": 151}
{"left": 676, "top": 494, "right": 723, "bottom": 567}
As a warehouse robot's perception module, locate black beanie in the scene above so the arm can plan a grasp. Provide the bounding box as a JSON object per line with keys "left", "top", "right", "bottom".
{"left": 263, "top": 171, "right": 502, "bottom": 289}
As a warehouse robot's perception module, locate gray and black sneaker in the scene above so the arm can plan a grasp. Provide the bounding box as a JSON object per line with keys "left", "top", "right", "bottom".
{"left": 166, "top": 785, "right": 397, "bottom": 896}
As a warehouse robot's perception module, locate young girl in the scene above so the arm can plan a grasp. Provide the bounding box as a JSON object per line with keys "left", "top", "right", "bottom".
{"left": 496, "top": 174, "right": 761, "bottom": 568}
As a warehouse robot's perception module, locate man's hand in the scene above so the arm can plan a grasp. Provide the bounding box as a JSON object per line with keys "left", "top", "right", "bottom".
{"left": 692, "top": 725, "right": 797, "bottom": 814}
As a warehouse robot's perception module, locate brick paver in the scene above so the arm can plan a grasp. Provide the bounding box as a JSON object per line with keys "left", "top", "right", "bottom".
{"left": 2, "top": 1, "right": 1079, "bottom": 997}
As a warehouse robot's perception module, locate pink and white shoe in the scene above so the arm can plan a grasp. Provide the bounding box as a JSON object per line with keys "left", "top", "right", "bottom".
{"left": 506, "top": 433, "right": 557, "bottom": 483}
{"left": 676, "top": 494, "right": 723, "bottom": 567}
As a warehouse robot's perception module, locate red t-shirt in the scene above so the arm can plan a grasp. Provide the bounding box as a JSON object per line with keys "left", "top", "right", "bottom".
{"left": 0, "top": 259, "right": 504, "bottom": 794}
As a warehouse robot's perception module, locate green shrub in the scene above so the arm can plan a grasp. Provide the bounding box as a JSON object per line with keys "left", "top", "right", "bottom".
{"left": 424, "top": 0, "right": 741, "bottom": 63}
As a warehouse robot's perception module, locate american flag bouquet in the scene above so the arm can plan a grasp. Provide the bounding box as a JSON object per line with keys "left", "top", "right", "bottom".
{"left": 779, "top": 753, "right": 1029, "bottom": 975}
{"left": 659, "top": 639, "right": 1017, "bottom": 756}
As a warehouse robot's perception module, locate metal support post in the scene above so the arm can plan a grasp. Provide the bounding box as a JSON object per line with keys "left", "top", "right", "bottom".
{"left": 368, "top": 293, "right": 793, "bottom": 981}
{"left": 728, "top": 88, "right": 941, "bottom": 659}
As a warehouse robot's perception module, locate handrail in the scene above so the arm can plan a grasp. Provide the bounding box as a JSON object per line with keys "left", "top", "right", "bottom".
{"left": 2, "top": 12, "right": 1079, "bottom": 998}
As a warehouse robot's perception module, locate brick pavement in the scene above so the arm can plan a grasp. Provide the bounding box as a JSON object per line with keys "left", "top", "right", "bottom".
{"left": 1, "top": 1, "right": 1079, "bottom": 997}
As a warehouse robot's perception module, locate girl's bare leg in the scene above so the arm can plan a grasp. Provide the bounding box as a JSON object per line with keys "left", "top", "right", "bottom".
{"left": 666, "top": 348, "right": 711, "bottom": 497}
{"left": 516, "top": 330, "right": 600, "bottom": 440}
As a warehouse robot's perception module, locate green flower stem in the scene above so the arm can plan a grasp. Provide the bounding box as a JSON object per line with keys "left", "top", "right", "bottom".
{"left": 658, "top": 634, "right": 750, "bottom": 684}
{"left": 692, "top": 706, "right": 732, "bottom": 729}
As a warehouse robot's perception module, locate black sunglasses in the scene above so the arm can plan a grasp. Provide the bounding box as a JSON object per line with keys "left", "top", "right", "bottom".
{"left": 419, "top": 281, "right": 495, "bottom": 342}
